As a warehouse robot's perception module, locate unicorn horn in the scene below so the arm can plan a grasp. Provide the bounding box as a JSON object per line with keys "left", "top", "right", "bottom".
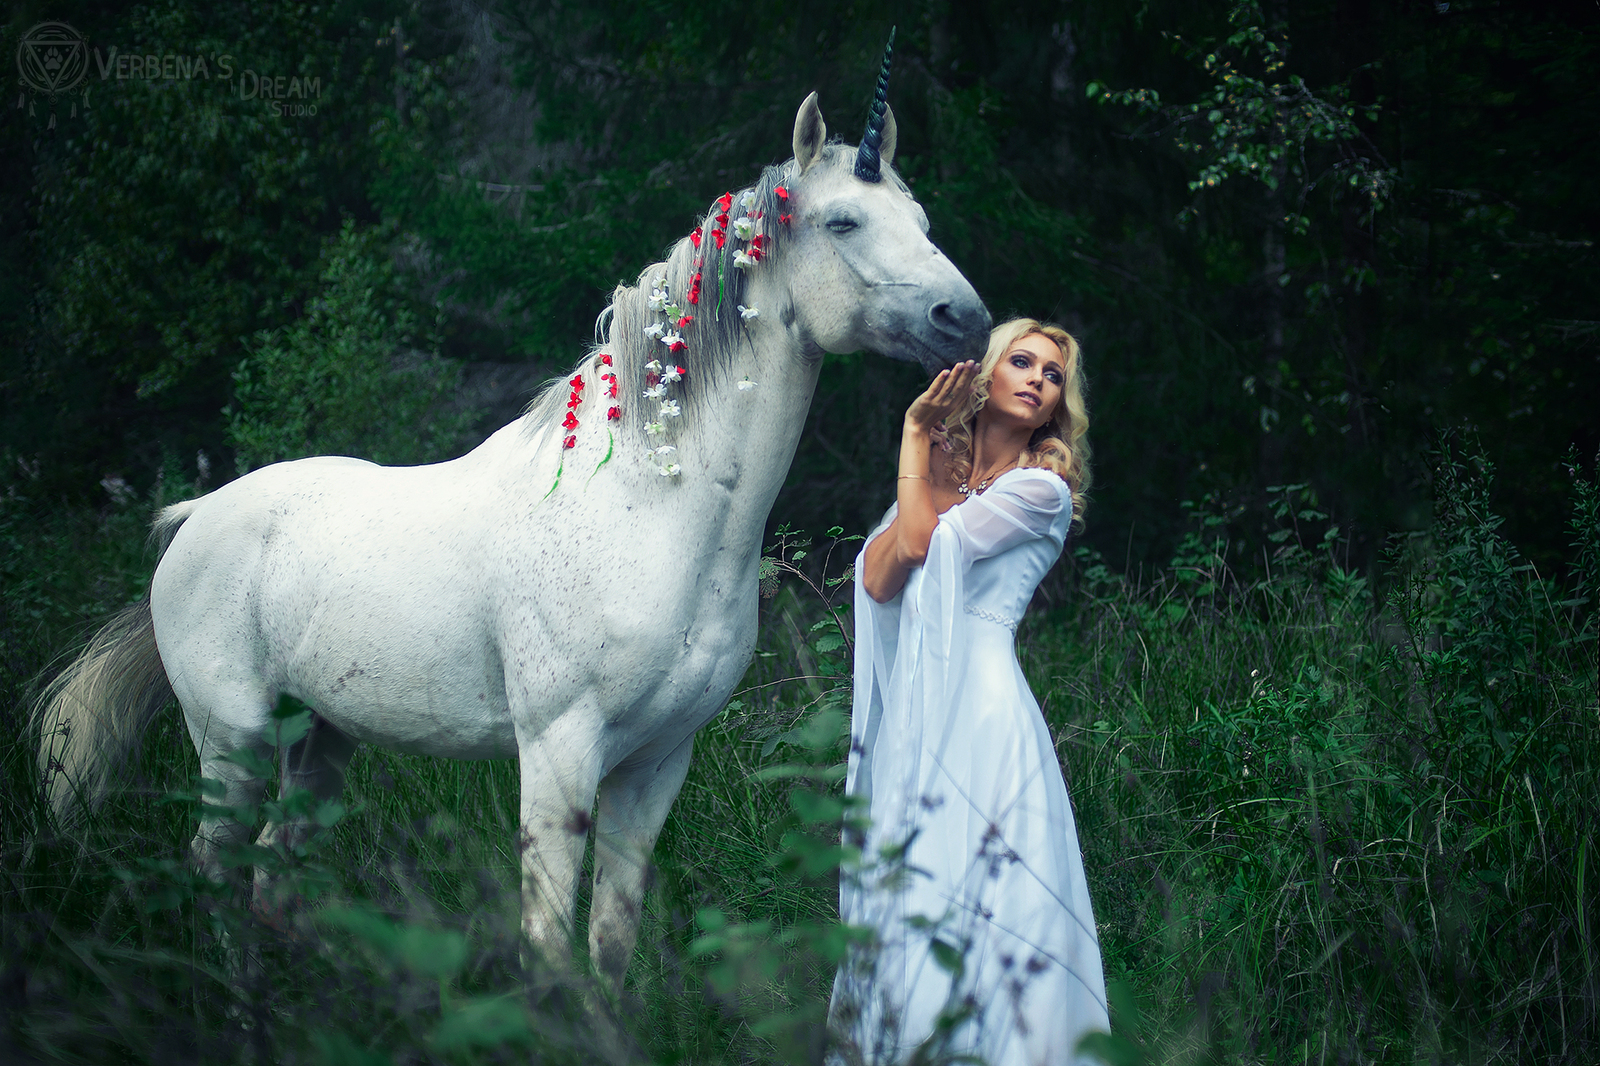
{"left": 853, "top": 27, "right": 896, "bottom": 183}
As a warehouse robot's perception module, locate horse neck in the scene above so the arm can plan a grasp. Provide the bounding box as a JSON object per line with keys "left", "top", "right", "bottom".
{"left": 672, "top": 288, "right": 821, "bottom": 541}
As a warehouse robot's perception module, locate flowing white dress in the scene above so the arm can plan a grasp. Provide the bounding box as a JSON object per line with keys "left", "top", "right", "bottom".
{"left": 830, "top": 468, "right": 1110, "bottom": 1066}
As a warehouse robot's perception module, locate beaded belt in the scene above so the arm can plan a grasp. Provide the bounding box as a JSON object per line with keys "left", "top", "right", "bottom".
{"left": 963, "top": 605, "right": 1019, "bottom": 631}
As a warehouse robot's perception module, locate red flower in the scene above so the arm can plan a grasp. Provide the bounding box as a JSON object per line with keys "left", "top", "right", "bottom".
{"left": 751, "top": 234, "right": 766, "bottom": 250}
{"left": 599, "top": 353, "right": 613, "bottom": 366}
{"left": 563, "top": 434, "right": 576, "bottom": 449}
{"left": 716, "top": 192, "right": 733, "bottom": 211}
{"left": 674, "top": 365, "right": 688, "bottom": 377}
{"left": 646, "top": 370, "right": 660, "bottom": 386}
{"left": 569, "top": 373, "right": 585, "bottom": 389}
{"left": 668, "top": 340, "right": 687, "bottom": 354}
{"left": 567, "top": 392, "right": 581, "bottom": 409}
{"left": 689, "top": 226, "right": 702, "bottom": 248}
{"left": 774, "top": 185, "right": 788, "bottom": 201}
{"left": 712, "top": 230, "right": 726, "bottom": 249}
{"left": 606, "top": 380, "right": 618, "bottom": 398}
{"left": 607, "top": 406, "right": 621, "bottom": 421}
{"left": 676, "top": 314, "right": 693, "bottom": 329}
{"left": 779, "top": 213, "right": 793, "bottom": 226}
{"left": 715, "top": 212, "right": 729, "bottom": 228}
{"left": 562, "top": 411, "right": 579, "bottom": 430}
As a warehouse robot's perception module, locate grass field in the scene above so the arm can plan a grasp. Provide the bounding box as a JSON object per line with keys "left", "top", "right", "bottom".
{"left": 1, "top": 449, "right": 1595, "bottom": 1064}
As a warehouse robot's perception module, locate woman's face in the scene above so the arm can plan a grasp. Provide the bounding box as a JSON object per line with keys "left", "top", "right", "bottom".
{"left": 981, "top": 333, "right": 1065, "bottom": 431}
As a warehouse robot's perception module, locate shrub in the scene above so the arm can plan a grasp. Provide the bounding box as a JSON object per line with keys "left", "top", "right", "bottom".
{"left": 227, "top": 220, "right": 474, "bottom": 472}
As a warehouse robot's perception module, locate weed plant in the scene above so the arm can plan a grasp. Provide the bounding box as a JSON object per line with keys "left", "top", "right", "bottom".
{"left": 1, "top": 446, "right": 1594, "bottom": 1063}
{"left": 1033, "top": 448, "right": 1598, "bottom": 1064}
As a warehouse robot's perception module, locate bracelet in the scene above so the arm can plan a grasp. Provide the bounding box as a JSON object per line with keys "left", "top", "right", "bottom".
{"left": 897, "top": 474, "right": 930, "bottom": 481}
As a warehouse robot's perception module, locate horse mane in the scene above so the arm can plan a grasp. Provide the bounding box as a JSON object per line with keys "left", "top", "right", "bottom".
{"left": 520, "top": 146, "right": 890, "bottom": 453}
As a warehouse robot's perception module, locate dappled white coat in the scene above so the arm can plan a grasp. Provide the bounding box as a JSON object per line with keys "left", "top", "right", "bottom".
{"left": 833, "top": 468, "right": 1110, "bottom": 1065}
{"left": 38, "top": 91, "right": 992, "bottom": 993}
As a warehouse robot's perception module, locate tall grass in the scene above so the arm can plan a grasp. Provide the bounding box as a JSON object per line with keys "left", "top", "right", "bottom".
{"left": 1036, "top": 451, "right": 1599, "bottom": 1064}
{"left": 1, "top": 447, "right": 1594, "bottom": 1063}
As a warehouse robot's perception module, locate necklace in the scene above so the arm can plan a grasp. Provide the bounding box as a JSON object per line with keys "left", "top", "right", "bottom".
{"left": 957, "top": 458, "right": 1018, "bottom": 497}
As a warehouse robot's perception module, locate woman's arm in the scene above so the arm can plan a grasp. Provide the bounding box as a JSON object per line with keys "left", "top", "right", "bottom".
{"left": 862, "top": 362, "right": 977, "bottom": 603}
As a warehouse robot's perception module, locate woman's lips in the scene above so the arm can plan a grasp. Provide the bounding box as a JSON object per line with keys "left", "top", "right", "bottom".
{"left": 1015, "top": 391, "right": 1040, "bottom": 408}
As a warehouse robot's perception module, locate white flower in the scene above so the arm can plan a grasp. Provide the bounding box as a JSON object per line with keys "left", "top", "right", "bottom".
{"left": 732, "top": 216, "right": 755, "bottom": 240}
{"left": 660, "top": 364, "right": 682, "bottom": 383}
{"left": 738, "top": 304, "right": 759, "bottom": 321}
{"left": 733, "top": 251, "right": 755, "bottom": 269}
{"left": 647, "top": 288, "right": 667, "bottom": 311}
{"left": 643, "top": 322, "right": 664, "bottom": 339}
{"left": 659, "top": 399, "right": 681, "bottom": 419}
{"left": 737, "top": 376, "right": 757, "bottom": 391}
{"left": 660, "top": 330, "right": 683, "bottom": 348}
{"left": 652, "top": 444, "right": 677, "bottom": 457}
{"left": 663, "top": 303, "right": 681, "bottom": 321}
{"left": 644, "top": 359, "right": 662, "bottom": 372}
{"left": 659, "top": 462, "right": 682, "bottom": 478}
{"left": 740, "top": 190, "right": 757, "bottom": 209}
{"left": 644, "top": 383, "right": 666, "bottom": 400}
{"left": 645, "top": 420, "right": 665, "bottom": 437}
{"left": 652, "top": 274, "right": 666, "bottom": 290}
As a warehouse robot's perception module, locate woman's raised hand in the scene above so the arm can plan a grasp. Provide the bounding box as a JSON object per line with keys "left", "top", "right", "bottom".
{"left": 905, "top": 360, "right": 978, "bottom": 434}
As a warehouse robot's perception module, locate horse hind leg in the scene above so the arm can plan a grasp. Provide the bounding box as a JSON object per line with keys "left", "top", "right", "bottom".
{"left": 588, "top": 734, "right": 694, "bottom": 994}
{"left": 254, "top": 713, "right": 358, "bottom": 914}
{"left": 191, "top": 741, "right": 273, "bottom": 887}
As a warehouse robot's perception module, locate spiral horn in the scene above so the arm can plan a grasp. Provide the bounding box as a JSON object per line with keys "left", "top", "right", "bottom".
{"left": 853, "top": 27, "right": 896, "bottom": 183}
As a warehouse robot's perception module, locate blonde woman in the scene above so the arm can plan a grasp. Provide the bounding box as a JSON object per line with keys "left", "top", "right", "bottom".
{"left": 830, "top": 319, "right": 1110, "bottom": 1065}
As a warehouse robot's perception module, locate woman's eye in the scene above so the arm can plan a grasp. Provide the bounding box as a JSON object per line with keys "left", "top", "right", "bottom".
{"left": 826, "top": 219, "right": 858, "bottom": 234}
{"left": 1011, "top": 356, "right": 1029, "bottom": 368}
{"left": 1046, "top": 371, "right": 1062, "bottom": 384}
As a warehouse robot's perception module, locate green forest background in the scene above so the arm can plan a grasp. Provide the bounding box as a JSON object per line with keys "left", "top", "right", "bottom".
{"left": 1, "top": 1, "right": 1596, "bottom": 1063}
{"left": 3, "top": 0, "right": 1595, "bottom": 571}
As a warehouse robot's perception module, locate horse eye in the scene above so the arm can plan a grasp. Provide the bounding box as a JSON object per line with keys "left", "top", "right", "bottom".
{"left": 826, "top": 219, "right": 858, "bottom": 234}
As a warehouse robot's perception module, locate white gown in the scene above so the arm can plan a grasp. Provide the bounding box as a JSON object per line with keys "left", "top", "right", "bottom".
{"left": 830, "top": 468, "right": 1110, "bottom": 1065}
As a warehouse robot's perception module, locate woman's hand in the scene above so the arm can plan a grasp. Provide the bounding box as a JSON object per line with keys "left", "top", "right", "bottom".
{"left": 905, "top": 361, "right": 978, "bottom": 435}
{"left": 862, "top": 361, "right": 979, "bottom": 603}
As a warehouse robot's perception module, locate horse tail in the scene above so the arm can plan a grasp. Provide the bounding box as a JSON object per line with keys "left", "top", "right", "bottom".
{"left": 34, "top": 498, "right": 201, "bottom": 824}
{"left": 151, "top": 497, "right": 202, "bottom": 554}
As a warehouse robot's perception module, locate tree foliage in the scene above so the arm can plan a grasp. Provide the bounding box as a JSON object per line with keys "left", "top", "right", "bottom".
{"left": 227, "top": 219, "right": 470, "bottom": 471}
{"left": 1, "top": 0, "right": 1595, "bottom": 572}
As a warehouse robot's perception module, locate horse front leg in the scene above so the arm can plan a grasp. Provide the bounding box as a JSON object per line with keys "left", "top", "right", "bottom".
{"left": 588, "top": 734, "right": 694, "bottom": 993}
{"left": 515, "top": 712, "right": 606, "bottom": 978}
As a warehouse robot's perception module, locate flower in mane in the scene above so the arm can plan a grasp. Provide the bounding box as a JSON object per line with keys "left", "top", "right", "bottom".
{"left": 520, "top": 156, "right": 803, "bottom": 487}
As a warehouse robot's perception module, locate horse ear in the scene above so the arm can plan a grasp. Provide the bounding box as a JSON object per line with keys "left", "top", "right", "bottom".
{"left": 880, "top": 103, "right": 897, "bottom": 168}
{"left": 793, "top": 91, "right": 827, "bottom": 174}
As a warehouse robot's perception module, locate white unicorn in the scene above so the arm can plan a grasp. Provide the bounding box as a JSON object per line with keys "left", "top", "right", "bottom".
{"left": 36, "top": 50, "right": 990, "bottom": 988}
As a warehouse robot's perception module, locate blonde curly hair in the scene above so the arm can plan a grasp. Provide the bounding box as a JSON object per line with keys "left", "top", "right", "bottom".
{"left": 945, "top": 318, "right": 1091, "bottom": 525}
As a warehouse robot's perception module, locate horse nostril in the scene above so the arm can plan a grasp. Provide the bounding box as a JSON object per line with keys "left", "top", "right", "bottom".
{"left": 928, "top": 299, "right": 991, "bottom": 339}
{"left": 929, "top": 302, "right": 961, "bottom": 337}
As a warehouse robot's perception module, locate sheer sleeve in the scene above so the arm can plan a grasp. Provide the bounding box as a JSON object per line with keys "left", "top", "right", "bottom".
{"left": 847, "top": 503, "right": 903, "bottom": 802}
{"left": 943, "top": 468, "right": 1071, "bottom": 563}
